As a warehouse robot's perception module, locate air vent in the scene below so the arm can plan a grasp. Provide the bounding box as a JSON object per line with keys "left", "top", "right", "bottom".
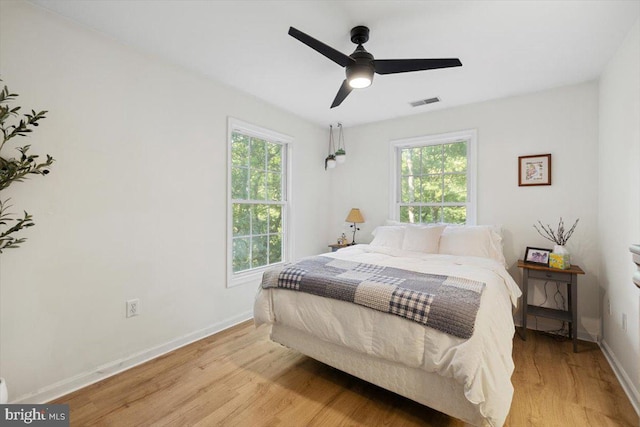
{"left": 410, "top": 97, "right": 440, "bottom": 107}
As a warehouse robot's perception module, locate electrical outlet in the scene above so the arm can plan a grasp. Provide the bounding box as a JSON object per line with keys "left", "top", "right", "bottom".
{"left": 126, "top": 299, "right": 140, "bottom": 318}
{"left": 622, "top": 313, "right": 627, "bottom": 331}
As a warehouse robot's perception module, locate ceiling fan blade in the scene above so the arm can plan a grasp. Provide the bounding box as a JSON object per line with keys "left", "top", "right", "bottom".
{"left": 373, "top": 58, "right": 462, "bottom": 75}
{"left": 289, "top": 27, "right": 355, "bottom": 68}
{"left": 330, "top": 80, "right": 353, "bottom": 109}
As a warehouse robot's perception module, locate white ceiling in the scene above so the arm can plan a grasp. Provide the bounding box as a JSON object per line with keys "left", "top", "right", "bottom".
{"left": 30, "top": 0, "right": 640, "bottom": 127}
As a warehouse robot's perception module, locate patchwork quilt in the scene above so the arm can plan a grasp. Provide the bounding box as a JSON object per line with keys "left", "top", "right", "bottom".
{"left": 261, "top": 256, "right": 485, "bottom": 339}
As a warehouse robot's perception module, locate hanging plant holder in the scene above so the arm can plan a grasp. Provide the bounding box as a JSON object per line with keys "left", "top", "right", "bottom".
{"left": 325, "top": 155, "right": 336, "bottom": 169}
{"left": 335, "top": 123, "right": 346, "bottom": 163}
{"left": 325, "top": 124, "right": 337, "bottom": 170}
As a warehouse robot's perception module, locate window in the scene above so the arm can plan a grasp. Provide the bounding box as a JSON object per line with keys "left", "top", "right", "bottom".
{"left": 390, "top": 129, "right": 476, "bottom": 224}
{"left": 228, "top": 119, "right": 291, "bottom": 287}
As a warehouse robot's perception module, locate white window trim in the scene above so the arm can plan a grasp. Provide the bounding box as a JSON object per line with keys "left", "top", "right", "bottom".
{"left": 388, "top": 129, "right": 477, "bottom": 225}
{"left": 227, "top": 117, "right": 293, "bottom": 288}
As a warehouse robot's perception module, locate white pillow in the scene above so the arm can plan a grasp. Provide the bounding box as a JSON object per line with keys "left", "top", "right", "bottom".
{"left": 439, "top": 225, "right": 506, "bottom": 264}
{"left": 487, "top": 225, "right": 506, "bottom": 265}
{"left": 370, "top": 226, "right": 406, "bottom": 249}
{"left": 401, "top": 224, "right": 446, "bottom": 253}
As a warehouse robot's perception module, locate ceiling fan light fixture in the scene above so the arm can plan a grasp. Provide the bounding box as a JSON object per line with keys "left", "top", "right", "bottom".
{"left": 346, "top": 64, "right": 374, "bottom": 89}
{"left": 348, "top": 76, "right": 371, "bottom": 89}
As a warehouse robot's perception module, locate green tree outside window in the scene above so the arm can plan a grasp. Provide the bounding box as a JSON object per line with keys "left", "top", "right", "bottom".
{"left": 231, "top": 131, "right": 285, "bottom": 273}
{"left": 398, "top": 141, "right": 467, "bottom": 224}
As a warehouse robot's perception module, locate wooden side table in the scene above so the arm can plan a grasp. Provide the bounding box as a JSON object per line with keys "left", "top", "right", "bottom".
{"left": 517, "top": 260, "right": 585, "bottom": 352}
{"left": 328, "top": 243, "right": 352, "bottom": 252}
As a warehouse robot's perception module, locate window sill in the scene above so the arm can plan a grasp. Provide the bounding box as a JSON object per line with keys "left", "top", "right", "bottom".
{"left": 227, "top": 262, "right": 285, "bottom": 288}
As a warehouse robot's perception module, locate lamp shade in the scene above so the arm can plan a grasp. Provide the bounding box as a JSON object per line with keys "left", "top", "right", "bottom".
{"left": 345, "top": 208, "right": 365, "bottom": 224}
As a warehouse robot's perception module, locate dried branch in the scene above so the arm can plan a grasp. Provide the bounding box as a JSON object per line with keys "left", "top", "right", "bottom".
{"left": 533, "top": 217, "right": 579, "bottom": 245}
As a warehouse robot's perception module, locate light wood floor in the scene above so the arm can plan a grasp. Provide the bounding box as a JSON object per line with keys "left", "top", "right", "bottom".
{"left": 52, "top": 320, "right": 638, "bottom": 426}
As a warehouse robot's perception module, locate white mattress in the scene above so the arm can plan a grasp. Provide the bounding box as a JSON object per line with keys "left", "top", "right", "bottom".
{"left": 254, "top": 245, "right": 522, "bottom": 426}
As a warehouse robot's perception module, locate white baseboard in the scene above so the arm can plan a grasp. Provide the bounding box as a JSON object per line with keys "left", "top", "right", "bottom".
{"left": 11, "top": 311, "right": 253, "bottom": 404}
{"left": 600, "top": 339, "right": 640, "bottom": 417}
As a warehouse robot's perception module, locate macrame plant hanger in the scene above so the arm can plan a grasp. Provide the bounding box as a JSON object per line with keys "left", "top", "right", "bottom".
{"left": 325, "top": 124, "right": 336, "bottom": 170}
{"left": 336, "top": 123, "right": 346, "bottom": 163}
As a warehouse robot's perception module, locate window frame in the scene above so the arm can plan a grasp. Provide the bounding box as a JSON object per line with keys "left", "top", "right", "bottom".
{"left": 227, "top": 118, "right": 293, "bottom": 288}
{"left": 388, "top": 129, "right": 477, "bottom": 225}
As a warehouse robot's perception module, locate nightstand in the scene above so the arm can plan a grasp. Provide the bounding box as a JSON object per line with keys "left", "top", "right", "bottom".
{"left": 518, "top": 260, "right": 585, "bottom": 352}
{"left": 328, "top": 243, "right": 351, "bottom": 252}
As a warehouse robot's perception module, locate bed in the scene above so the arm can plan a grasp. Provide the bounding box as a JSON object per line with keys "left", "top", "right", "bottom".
{"left": 253, "top": 224, "right": 522, "bottom": 427}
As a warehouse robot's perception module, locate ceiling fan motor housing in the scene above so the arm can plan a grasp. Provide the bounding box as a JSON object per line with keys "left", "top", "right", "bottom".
{"left": 346, "top": 47, "right": 375, "bottom": 87}
{"left": 350, "top": 26, "right": 370, "bottom": 44}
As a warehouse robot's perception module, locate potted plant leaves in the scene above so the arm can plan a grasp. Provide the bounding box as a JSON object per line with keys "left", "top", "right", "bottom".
{"left": 0, "top": 80, "right": 54, "bottom": 252}
{"left": 325, "top": 124, "right": 337, "bottom": 170}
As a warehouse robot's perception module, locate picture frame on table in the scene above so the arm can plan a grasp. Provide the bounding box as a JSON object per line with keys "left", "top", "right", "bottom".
{"left": 518, "top": 154, "right": 551, "bottom": 186}
{"left": 524, "top": 247, "right": 551, "bottom": 266}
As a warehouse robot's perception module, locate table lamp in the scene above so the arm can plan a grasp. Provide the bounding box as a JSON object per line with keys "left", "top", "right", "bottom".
{"left": 345, "top": 208, "right": 365, "bottom": 244}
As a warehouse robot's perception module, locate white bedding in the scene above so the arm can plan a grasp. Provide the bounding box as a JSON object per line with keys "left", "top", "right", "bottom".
{"left": 254, "top": 244, "right": 522, "bottom": 426}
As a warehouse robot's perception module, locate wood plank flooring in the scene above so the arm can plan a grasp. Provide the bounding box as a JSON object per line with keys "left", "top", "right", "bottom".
{"left": 52, "top": 321, "right": 638, "bottom": 426}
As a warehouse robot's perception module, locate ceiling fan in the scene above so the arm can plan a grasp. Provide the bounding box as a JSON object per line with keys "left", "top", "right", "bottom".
{"left": 288, "top": 26, "right": 462, "bottom": 108}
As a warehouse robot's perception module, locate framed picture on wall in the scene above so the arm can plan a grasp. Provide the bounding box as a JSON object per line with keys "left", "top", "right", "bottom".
{"left": 524, "top": 247, "right": 551, "bottom": 266}
{"left": 518, "top": 154, "right": 551, "bottom": 186}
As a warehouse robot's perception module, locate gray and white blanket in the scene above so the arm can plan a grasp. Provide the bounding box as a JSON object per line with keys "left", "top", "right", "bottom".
{"left": 261, "top": 256, "right": 485, "bottom": 339}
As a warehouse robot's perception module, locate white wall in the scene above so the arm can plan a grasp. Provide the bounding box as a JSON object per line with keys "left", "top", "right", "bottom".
{"left": 0, "top": 1, "right": 329, "bottom": 402}
{"left": 329, "top": 82, "right": 600, "bottom": 339}
{"left": 2, "top": 0, "right": 636, "bottom": 410}
{"left": 598, "top": 18, "right": 640, "bottom": 410}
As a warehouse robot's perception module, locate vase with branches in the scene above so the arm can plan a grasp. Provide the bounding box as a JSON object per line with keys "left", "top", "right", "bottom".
{"left": 533, "top": 217, "right": 579, "bottom": 269}
{"left": 0, "top": 81, "right": 54, "bottom": 253}
{"left": 533, "top": 217, "right": 579, "bottom": 246}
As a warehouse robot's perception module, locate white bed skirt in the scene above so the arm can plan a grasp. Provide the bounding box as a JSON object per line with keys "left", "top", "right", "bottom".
{"left": 270, "top": 324, "right": 486, "bottom": 426}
